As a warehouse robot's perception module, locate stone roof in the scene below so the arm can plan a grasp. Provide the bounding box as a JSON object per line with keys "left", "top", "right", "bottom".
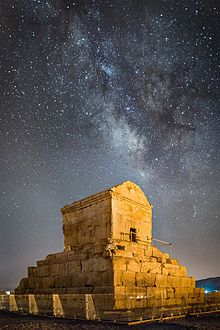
{"left": 61, "top": 181, "right": 152, "bottom": 214}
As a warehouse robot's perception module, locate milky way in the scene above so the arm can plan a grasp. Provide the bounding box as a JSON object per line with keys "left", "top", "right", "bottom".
{"left": 0, "top": 0, "right": 220, "bottom": 288}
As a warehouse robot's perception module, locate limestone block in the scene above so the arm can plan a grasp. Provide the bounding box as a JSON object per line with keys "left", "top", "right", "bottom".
{"left": 144, "top": 246, "right": 153, "bottom": 257}
{"left": 114, "top": 286, "right": 126, "bottom": 296}
{"left": 195, "top": 288, "right": 204, "bottom": 296}
{"left": 82, "top": 258, "right": 111, "bottom": 273}
{"left": 161, "top": 254, "right": 168, "bottom": 263}
{"left": 26, "top": 277, "right": 34, "bottom": 289}
{"left": 59, "top": 263, "right": 69, "bottom": 277}
{"left": 76, "top": 253, "right": 87, "bottom": 261}
{"left": 125, "top": 286, "right": 147, "bottom": 295}
{"left": 97, "top": 258, "right": 111, "bottom": 272}
{"left": 196, "top": 289, "right": 205, "bottom": 304}
{"left": 127, "top": 296, "right": 149, "bottom": 309}
{"left": 166, "top": 287, "right": 175, "bottom": 299}
{"left": 49, "top": 263, "right": 60, "bottom": 276}
{"left": 93, "top": 286, "right": 114, "bottom": 294}
{"left": 39, "top": 265, "right": 49, "bottom": 277}
{"left": 94, "top": 243, "right": 105, "bottom": 255}
{"left": 101, "top": 270, "right": 113, "bottom": 286}
{"left": 170, "top": 259, "right": 178, "bottom": 265}
{"left": 163, "top": 253, "right": 170, "bottom": 259}
{"left": 179, "top": 266, "right": 187, "bottom": 277}
{"left": 45, "top": 254, "right": 57, "bottom": 264}
{"left": 67, "top": 252, "right": 79, "bottom": 262}
{"left": 42, "top": 276, "right": 55, "bottom": 289}
{"left": 152, "top": 247, "right": 163, "bottom": 258}
{"left": 205, "top": 292, "right": 220, "bottom": 303}
{"left": 162, "top": 267, "right": 169, "bottom": 275}
{"left": 54, "top": 275, "right": 72, "bottom": 289}
{"left": 155, "top": 274, "right": 168, "bottom": 288}
{"left": 135, "top": 272, "right": 156, "bottom": 287}
{"left": 156, "top": 256, "right": 163, "bottom": 263}
{"left": 174, "top": 288, "right": 189, "bottom": 298}
{"left": 165, "top": 297, "right": 183, "bottom": 306}
{"left": 85, "top": 271, "right": 102, "bottom": 287}
{"left": 122, "top": 271, "right": 136, "bottom": 286}
{"left": 166, "top": 276, "right": 194, "bottom": 288}
{"left": 130, "top": 245, "right": 145, "bottom": 257}
{"left": 143, "top": 298, "right": 162, "bottom": 308}
{"left": 18, "top": 278, "right": 28, "bottom": 290}
{"left": 149, "top": 263, "right": 162, "bottom": 274}
{"left": 54, "top": 276, "right": 61, "bottom": 288}
{"left": 167, "top": 276, "right": 182, "bottom": 287}
{"left": 33, "top": 268, "right": 39, "bottom": 277}
{"left": 81, "top": 259, "right": 92, "bottom": 273}
{"left": 126, "top": 258, "right": 141, "bottom": 272}
{"left": 149, "top": 256, "right": 158, "bottom": 263}
{"left": 162, "top": 264, "right": 180, "bottom": 276}
{"left": 128, "top": 297, "right": 153, "bottom": 308}
{"left": 56, "top": 253, "right": 70, "bottom": 264}
{"left": 146, "top": 287, "right": 167, "bottom": 300}
{"left": 187, "top": 297, "right": 200, "bottom": 305}
{"left": 181, "top": 277, "right": 195, "bottom": 288}
{"left": 190, "top": 277, "right": 196, "bottom": 287}
{"left": 46, "top": 253, "right": 68, "bottom": 265}
{"left": 34, "top": 278, "right": 43, "bottom": 290}
{"left": 114, "top": 271, "right": 123, "bottom": 286}
{"left": 114, "top": 249, "right": 133, "bottom": 258}
{"left": 36, "top": 260, "right": 47, "bottom": 267}
{"left": 28, "top": 267, "right": 35, "bottom": 277}
{"left": 114, "top": 298, "right": 127, "bottom": 310}
{"left": 68, "top": 261, "right": 80, "bottom": 275}
{"left": 141, "top": 261, "right": 161, "bottom": 274}
{"left": 189, "top": 288, "right": 204, "bottom": 301}
{"left": 71, "top": 273, "right": 87, "bottom": 287}
{"left": 112, "top": 257, "right": 126, "bottom": 271}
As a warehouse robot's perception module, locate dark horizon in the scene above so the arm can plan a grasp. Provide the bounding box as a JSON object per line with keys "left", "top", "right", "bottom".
{"left": 0, "top": 0, "right": 220, "bottom": 288}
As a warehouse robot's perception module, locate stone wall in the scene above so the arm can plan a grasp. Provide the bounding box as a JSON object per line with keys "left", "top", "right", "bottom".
{"left": 15, "top": 181, "right": 205, "bottom": 312}
{"left": 62, "top": 190, "right": 112, "bottom": 252}
{"left": 112, "top": 243, "right": 204, "bottom": 309}
{"left": 15, "top": 251, "right": 113, "bottom": 295}
{"left": 111, "top": 181, "right": 152, "bottom": 242}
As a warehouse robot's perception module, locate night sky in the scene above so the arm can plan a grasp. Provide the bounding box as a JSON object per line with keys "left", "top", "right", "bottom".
{"left": 0, "top": 0, "right": 220, "bottom": 289}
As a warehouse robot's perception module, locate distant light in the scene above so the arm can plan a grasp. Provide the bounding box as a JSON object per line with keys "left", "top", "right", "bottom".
{"left": 6, "top": 290, "right": 10, "bottom": 295}
{"left": 204, "top": 290, "right": 212, "bottom": 294}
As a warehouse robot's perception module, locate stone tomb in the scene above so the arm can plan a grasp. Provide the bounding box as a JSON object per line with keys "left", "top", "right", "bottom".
{"left": 15, "top": 181, "right": 204, "bottom": 312}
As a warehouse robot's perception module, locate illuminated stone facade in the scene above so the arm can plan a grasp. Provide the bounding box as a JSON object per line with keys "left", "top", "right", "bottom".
{"left": 15, "top": 181, "right": 204, "bottom": 309}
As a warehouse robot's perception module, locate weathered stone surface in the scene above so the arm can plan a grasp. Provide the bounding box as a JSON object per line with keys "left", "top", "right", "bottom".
{"left": 15, "top": 181, "right": 204, "bottom": 310}
{"left": 146, "top": 287, "right": 167, "bottom": 300}
{"left": 135, "top": 272, "right": 156, "bottom": 287}
{"left": 155, "top": 274, "right": 168, "bottom": 287}
{"left": 126, "top": 258, "right": 141, "bottom": 272}
{"left": 112, "top": 257, "right": 126, "bottom": 271}
{"left": 179, "top": 265, "right": 187, "bottom": 277}
{"left": 122, "top": 271, "right": 136, "bottom": 287}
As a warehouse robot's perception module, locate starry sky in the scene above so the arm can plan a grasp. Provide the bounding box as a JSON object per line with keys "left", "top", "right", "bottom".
{"left": 0, "top": 0, "right": 220, "bottom": 289}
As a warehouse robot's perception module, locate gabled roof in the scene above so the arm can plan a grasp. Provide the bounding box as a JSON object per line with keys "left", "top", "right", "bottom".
{"left": 110, "top": 181, "right": 152, "bottom": 207}
{"left": 61, "top": 180, "right": 152, "bottom": 213}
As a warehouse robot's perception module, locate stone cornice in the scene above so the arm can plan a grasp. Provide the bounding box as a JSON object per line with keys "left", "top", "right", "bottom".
{"left": 61, "top": 190, "right": 111, "bottom": 214}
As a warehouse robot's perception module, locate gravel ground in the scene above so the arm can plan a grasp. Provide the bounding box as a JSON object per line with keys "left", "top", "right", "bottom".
{"left": 0, "top": 311, "right": 219, "bottom": 329}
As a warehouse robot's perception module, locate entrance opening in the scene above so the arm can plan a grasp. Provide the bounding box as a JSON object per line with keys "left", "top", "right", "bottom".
{"left": 130, "top": 228, "right": 137, "bottom": 242}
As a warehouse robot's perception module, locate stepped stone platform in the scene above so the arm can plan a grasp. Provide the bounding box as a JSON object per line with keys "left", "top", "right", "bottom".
{"left": 1, "top": 181, "right": 210, "bottom": 320}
